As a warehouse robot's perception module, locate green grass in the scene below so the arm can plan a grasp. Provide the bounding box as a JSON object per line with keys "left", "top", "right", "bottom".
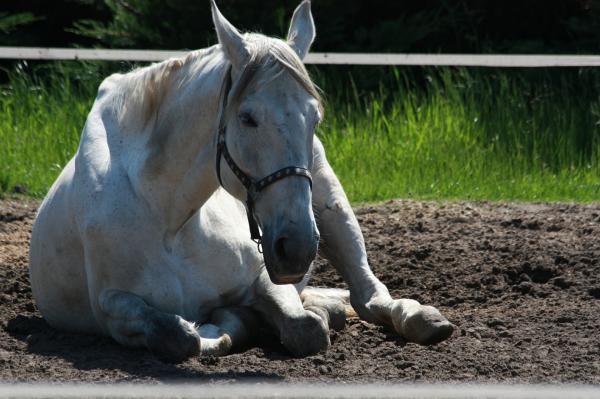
{"left": 318, "top": 68, "right": 600, "bottom": 202}
{"left": 1, "top": 64, "right": 599, "bottom": 201}
{"left": 0, "top": 66, "right": 95, "bottom": 196}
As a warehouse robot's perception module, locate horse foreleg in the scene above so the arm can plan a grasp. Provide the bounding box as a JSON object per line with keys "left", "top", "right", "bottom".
{"left": 251, "top": 272, "right": 330, "bottom": 356}
{"left": 98, "top": 289, "right": 200, "bottom": 362}
{"left": 311, "top": 138, "right": 454, "bottom": 345}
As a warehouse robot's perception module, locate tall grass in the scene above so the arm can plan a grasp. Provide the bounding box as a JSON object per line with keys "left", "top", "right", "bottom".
{"left": 318, "top": 68, "right": 600, "bottom": 202}
{"left": 0, "top": 65, "right": 96, "bottom": 196}
{"left": 0, "top": 64, "right": 599, "bottom": 202}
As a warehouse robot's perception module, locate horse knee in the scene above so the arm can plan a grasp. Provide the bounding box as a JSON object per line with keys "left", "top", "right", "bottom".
{"left": 280, "top": 310, "right": 330, "bottom": 357}
{"left": 146, "top": 312, "right": 201, "bottom": 363}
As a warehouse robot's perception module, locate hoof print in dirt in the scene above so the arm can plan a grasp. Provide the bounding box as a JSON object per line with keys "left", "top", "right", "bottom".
{"left": 587, "top": 287, "right": 600, "bottom": 299}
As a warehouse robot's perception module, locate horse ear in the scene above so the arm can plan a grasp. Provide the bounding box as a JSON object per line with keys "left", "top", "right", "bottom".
{"left": 287, "top": 0, "right": 316, "bottom": 60}
{"left": 210, "top": 0, "right": 250, "bottom": 69}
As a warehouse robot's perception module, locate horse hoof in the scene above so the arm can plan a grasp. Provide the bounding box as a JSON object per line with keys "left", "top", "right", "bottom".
{"left": 412, "top": 317, "right": 455, "bottom": 345}
{"left": 280, "top": 310, "right": 330, "bottom": 357}
{"left": 304, "top": 302, "right": 346, "bottom": 331}
{"left": 391, "top": 300, "right": 454, "bottom": 345}
{"left": 147, "top": 314, "right": 201, "bottom": 363}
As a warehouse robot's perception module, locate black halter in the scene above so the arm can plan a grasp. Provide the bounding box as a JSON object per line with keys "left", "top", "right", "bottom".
{"left": 215, "top": 66, "right": 313, "bottom": 252}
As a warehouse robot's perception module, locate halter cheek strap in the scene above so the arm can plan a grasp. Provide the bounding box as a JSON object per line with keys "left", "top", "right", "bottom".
{"left": 215, "top": 66, "right": 313, "bottom": 251}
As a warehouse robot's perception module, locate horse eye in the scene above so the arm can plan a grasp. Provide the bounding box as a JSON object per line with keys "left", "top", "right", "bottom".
{"left": 239, "top": 112, "right": 258, "bottom": 128}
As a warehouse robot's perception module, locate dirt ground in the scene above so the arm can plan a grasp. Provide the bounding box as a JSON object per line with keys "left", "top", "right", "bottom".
{"left": 1, "top": 197, "right": 599, "bottom": 383}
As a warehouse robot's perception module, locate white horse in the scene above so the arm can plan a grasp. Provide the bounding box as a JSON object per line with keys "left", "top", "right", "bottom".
{"left": 29, "top": 0, "right": 453, "bottom": 362}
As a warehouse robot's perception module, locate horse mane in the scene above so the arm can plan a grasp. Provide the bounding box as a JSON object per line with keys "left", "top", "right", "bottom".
{"left": 113, "top": 34, "right": 322, "bottom": 130}
{"left": 112, "top": 47, "right": 213, "bottom": 128}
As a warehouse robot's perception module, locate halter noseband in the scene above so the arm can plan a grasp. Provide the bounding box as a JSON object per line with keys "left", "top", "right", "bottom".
{"left": 215, "top": 66, "right": 313, "bottom": 252}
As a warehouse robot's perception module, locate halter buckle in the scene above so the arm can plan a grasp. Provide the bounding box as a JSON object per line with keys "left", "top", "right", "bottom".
{"left": 253, "top": 238, "right": 263, "bottom": 254}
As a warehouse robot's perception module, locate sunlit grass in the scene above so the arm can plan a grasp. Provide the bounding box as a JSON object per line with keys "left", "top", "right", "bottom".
{"left": 1, "top": 64, "right": 599, "bottom": 202}
{"left": 318, "top": 68, "right": 600, "bottom": 202}
{"left": 0, "top": 66, "right": 94, "bottom": 196}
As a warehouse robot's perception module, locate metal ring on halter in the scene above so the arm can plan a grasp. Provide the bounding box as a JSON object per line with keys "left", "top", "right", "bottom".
{"left": 215, "top": 65, "right": 313, "bottom": 251}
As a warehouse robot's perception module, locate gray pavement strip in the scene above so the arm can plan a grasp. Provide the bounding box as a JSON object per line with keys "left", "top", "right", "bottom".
{"left": 0, "top": 383, "right": 599, "bottom": 399}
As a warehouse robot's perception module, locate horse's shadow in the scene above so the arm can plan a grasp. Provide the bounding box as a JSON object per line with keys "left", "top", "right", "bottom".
{"left": 6, "top": 314, "right": 408, "bottom": 379}
{"left": 5, "top": 314, "right": 284, "bottom": 381}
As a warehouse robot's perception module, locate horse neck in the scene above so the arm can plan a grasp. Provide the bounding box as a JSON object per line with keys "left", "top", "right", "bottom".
{"left": 129, "top": 50, "right": 229, "bottom": 238}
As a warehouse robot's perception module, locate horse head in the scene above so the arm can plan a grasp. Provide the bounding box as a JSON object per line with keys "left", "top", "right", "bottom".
{"left": 211, "top": 0, "right": 321, "bottom": 284}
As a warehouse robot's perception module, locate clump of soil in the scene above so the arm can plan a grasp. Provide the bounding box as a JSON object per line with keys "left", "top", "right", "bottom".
{"left": 1, "top": 197, "right": 599, "bottom": 383}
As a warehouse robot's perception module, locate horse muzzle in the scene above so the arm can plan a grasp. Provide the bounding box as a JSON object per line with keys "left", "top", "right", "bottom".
{"left": 262, "top": 223, "right": 319, "bottom": 285}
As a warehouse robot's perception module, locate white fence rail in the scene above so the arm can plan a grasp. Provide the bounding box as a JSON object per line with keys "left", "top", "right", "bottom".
{"left": 1, "top": 47, "right": 600, "bottom": 67}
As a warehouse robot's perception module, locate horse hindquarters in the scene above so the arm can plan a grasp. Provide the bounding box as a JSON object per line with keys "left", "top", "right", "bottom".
{"left": 29, "top": 162, "right": 97, "bottom": 334}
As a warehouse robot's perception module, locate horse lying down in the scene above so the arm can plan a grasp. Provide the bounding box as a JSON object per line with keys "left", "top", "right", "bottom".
{"left": 29, "top": 0, "right": 454, "bottom": 362}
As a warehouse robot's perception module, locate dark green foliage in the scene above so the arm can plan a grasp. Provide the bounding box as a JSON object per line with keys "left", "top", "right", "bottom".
{"left": 0, "top": 1, "right": 108, "bottom": 47}
{"left": 2, "top": 1, "right": 599, "bottom": 54}
{"left": 0, "top": 12, "right": 41, "bottom": 35}
{"left": 68, "top": 0, "right": 600, "bottom": 54}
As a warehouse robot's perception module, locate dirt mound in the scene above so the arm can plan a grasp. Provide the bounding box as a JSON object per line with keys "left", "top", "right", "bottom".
{"left": 1, "top": 198, "right": 599, "bottom": 383}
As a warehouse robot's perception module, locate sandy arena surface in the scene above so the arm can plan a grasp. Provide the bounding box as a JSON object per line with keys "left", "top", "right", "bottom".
{"left": 0, "top": 197, "right": 599, "bottom": 383}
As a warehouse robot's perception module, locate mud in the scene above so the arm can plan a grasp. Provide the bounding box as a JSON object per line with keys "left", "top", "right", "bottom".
{"left": 1, "top": 197, "right": 599, "bottom": 383}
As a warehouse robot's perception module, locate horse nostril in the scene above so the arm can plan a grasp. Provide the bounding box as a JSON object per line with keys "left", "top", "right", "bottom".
{"left": 275, "top": 236, "right": 288, "bottom": 261}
